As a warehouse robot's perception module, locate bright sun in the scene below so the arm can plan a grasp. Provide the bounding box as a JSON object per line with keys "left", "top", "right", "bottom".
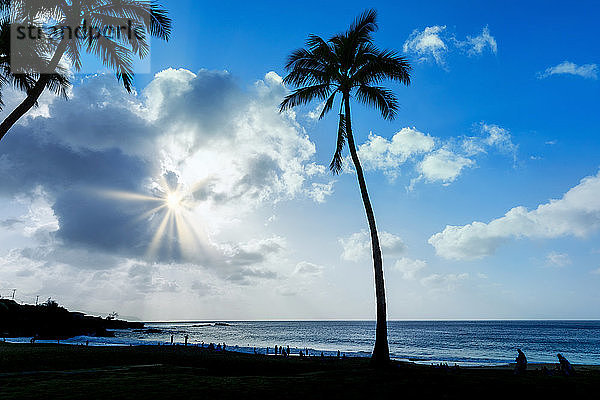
{"left": 166, "top": 193, "right": 182, "bottom": 210}
{"left": 100, "top": 181, "right": 205, "bottom": 260}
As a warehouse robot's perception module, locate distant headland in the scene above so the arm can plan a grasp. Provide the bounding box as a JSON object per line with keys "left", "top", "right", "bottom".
{"left": 0, "top": 299, "right": 144, "bottom": 340}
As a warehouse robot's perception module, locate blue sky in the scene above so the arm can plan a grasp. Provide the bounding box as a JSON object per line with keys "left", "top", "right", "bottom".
{"left": 0, "top": 0, "right": 599, "bottom": 320}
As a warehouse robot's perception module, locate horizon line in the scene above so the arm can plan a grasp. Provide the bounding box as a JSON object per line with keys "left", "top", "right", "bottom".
{"left": 140, "top": 318, "right": 600, "bottom": 323}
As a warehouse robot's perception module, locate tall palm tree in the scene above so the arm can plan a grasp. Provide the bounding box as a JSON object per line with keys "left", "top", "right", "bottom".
{"left": 0, "top": 0, "right": 171, "bottom": 142}
{"left": 279, "top": 9, "right": 411, "bottom": 367}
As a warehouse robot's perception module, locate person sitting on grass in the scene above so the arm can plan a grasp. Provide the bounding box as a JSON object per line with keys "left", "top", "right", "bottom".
{"left": 514, "top": 348, "right": 527, "bottom": 375}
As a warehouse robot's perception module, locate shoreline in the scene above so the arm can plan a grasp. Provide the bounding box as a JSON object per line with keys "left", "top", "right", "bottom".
{"left": 2, "top": 339, "right": 599, "bottom": 370}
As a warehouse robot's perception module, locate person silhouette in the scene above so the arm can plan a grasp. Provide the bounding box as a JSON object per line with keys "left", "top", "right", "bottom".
{"left": 514, "top": 349, "right": 527, "bottom": 375}
{"left": 557, "top": 353, "right": 574, "bottom": 376}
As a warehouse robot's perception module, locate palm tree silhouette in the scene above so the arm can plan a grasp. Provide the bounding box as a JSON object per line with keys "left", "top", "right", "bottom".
{"left": 0, "top": 0, "right": 70, "bottom": 112}
{"left": 0, "top": 0, "right": 171, "bottom": 142}
{"left": 280, "top": 9, "right": 411, "bottom": 366}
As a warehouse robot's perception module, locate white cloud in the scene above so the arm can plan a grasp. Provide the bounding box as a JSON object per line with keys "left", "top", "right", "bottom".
{"left": 307, "top": 101, "right": 326, "bottom": 121}
{"left": 357, "top": 128, "right": 435, "bottom": 179}
{"left": 462, "top": 123, "right": 518, "bottom": 163}
{"left": 457, "top": 26, "right": 497, "bottom": 56}
{"left": 393, "top": 257, "right": 427, "bottom": 280}
{"left": 538, "top": 61, "right": 598, "bottom": 80}
{"left": 380, "top": 231, "right": 408, "bottom": 254}
{"left": 339, "top": 230, "right": 405, "bottom": 262}
{"left": 404, "top": 25, "right": 497, "bottom": 67}
{"left": 339, "top": 231, "right": 370, "bottom": 262}
{"left": 403, "top": 25, "right": 448, "bottom": 66}
{"left": 293, "top": 261, "right": 324, "bottom": 276}
{"left": 420, "top": 273, "right": 469, "bottom": 291}
{"left": 429, "top": 171, "right": 600, "bottom": 260}
{"left": 356, "top": 123, "right": 516, "bottom": 188}
{"left": 480, "top": 123, "right": 517, "bottom": 155}
{"left": 417, "top": 148, "right": 474, "bottom": 184}
{"left": 13, "top": 188, "right": 59, "bottom": 240}
{"left": 592, "top": 268, "right": 600, "bottom": 275}
{"left": 545, "top": 251, "right": 572, "bottom": 268}
{"left": 308, "top": 181, "right": 335, "bottom": 203}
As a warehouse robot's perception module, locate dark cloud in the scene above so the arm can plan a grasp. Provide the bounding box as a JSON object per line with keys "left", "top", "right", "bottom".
{"left": 191, "top": 280, "right": 214, "bottom": 297}
{"left": 0, "top": 218, "right": 22, "bottom": 228}
{"left": 0, "top": 127, "right": 151, "bottom": 196}
{"left": 225, "top": 267, "right": 277, "bottom": 285}
{"left": 148, "top": 69, "right": 243, "bottom": 138}
{"left": 28, "top": 74, "right": 157, "bottom": 155}
{"left": 128, "top": 264, "right": 178, "bottom": 293}
{"left": 53, "top": 189, "right": 153, "bottom": 255}
{"left": 18, "top": 245, "right": 122, "bottom": 270}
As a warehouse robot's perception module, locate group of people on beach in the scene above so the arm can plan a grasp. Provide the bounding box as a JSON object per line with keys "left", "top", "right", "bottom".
{"left": 514, "top": 348, "right": 574, "bottom": 376}
{"left": 167, "top": 334, "right": 228, "bottom": 352}
{"left": 270, "top": 345, "right": 290, "bottom": 357}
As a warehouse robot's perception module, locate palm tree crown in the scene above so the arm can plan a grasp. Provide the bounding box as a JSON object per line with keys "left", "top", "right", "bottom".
{"left": 280, "top": 9, "right": 410, "bottom": 173}
{"left": 0, "top": 0, "right": 171, "bottom": 142}
{"left": 0, "top": 0, "right": 69, "bottom": 110}
{"left": 10, "top": 0, "right": 171, "bottom": 91}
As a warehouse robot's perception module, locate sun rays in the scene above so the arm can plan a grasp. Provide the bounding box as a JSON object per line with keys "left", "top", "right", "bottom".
{"left": 166, "top": 193, "right": 182, "bottom": 210}
{"left": 100, "top": 177, "right": 206, "bottom": 261}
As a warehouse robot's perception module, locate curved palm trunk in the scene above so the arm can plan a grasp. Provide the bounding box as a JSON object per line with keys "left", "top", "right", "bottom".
{"left": 0, "top": 39, "right": 68, "bottom": 142}
{"left": 343, "top": 93, "right": 390, "bottom": 367}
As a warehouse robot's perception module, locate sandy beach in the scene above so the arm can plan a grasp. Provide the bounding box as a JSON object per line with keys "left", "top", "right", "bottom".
{"left": 1, "top": 342, "right": 598, "bottom": 399}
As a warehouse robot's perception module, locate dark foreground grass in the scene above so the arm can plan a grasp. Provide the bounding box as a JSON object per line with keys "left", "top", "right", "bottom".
{"left": 1, "top": 343, "right": 599, "bottom": 399}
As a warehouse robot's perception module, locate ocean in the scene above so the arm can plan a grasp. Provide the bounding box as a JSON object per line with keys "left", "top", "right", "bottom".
{"left": 6, "top": 320, "right": 600, "bottom": 366}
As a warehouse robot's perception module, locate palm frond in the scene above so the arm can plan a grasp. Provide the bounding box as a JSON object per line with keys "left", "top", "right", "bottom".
{"left": 85, "top": 33, "right": 135, "bottom": 91}
{"left": 65, "top": 37, "right": 83, "bottom": 72}
{"left": 329, "top": 111, "right": 346, "bottom": 174}
{"left": 88, "top": 12, "right": 150, "bottom": 58}
{"left": 352, "top": 48, "right": 411, "bottom": 86}
{"left": 282, "top": 67, "right": 331, "bottom": 86}
{"left": 334, "top": 8, "right": 378, "bottom": 71}
{"left": 306, "top": 34, "right": 331, "bottom": 55}
{"left": 89, "top": 0, "right": 171, "bottom": 40}
{"left": 285, "top": 48, "right": 319, "bottom": 70}
{"left": 348, "top": 9, "right": 378, "bottom": 40}
{"left": 355, "top": 85, "right": 398, "bottom": 120}
{"left": 279, "top": 83, "right": 332, "bottom": 112}
{"left": 44, "top": 72, "right": 70, "bottom": 99}
{"left": 318, "top": 90, "right": 337, "bottom": 120}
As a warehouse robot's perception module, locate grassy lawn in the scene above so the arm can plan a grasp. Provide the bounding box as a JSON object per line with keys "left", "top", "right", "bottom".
{"left": 1, "top": 343, "right": 598, "bottom": 399}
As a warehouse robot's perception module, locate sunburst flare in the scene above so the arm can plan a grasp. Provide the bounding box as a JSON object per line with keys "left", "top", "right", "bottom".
{"left": 100, "top": 179, "right": 206, "bottom": 260}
